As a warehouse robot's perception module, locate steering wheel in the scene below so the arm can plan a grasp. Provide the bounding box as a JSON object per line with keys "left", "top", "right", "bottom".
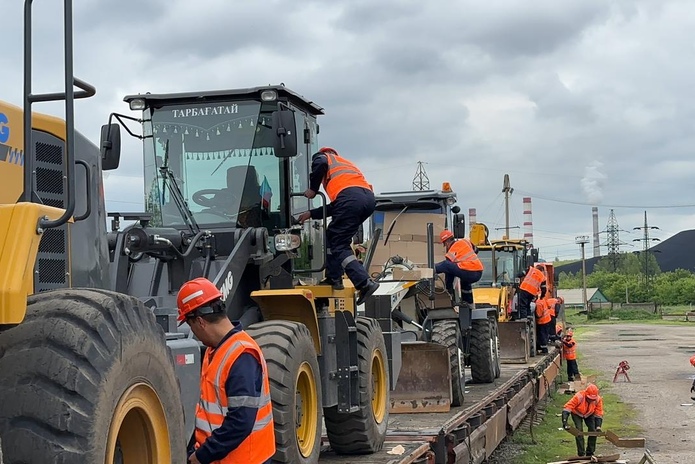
{"left": 192, "top": 189, "right": 239, "bottom": 209}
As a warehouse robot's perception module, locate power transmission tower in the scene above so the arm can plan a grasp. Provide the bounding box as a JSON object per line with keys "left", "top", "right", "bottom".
{"left": 603, "top": 209, "right": 629, "bottom": 272}
{"left": 412, "top": 161, "right": 430, "bottom": 191}
{"left": 633, "top": 211, "right": 660, "bottom": 295}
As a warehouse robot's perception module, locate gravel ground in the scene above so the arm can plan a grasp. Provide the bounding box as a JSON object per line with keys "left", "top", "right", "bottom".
{"left": 489, "top": 323, "right": 695, "bottom": 463}
{"left": 577, "top": 323, "right": 695, "bottom": 463}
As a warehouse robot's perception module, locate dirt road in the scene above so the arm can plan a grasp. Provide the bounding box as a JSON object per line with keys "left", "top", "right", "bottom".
{"left": 579, "top": 323, "right": 695, "bottom": 463}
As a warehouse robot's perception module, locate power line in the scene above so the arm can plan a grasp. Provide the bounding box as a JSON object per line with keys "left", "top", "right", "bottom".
{"left": 515, "top": 190, "right": 695, "bottom": 209}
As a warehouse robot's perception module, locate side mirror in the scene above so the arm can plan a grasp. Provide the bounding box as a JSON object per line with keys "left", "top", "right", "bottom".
{"left": 100, "top": 123, "right": 121, "bottom": 171}
{"left": 271, "top": 109, "right": 298, "bottom": 158}
{"left": 452, "top": 213, "right": 466, "bottom": 239}
{"left": 451, "top": 205, "right": 461, "bottom": 214}
{"left": 531, "top": 248, "right": 539, "bottom": 264}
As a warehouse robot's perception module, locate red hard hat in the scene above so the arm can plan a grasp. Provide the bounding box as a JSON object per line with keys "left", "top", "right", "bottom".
{"left": 690, "top": 355, "right": 695, "bottom": 367}
{"left": 440, "top": 230, "right": 454, "bottom": 243}
{"left": 176, "top": 277, "right": 223, "bottom": 324}
{"left": 585, "top": 383, "right": 599, "bottom": 400}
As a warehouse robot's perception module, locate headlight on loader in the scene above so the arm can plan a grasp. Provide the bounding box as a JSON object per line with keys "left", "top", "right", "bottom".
{"left": 275, "top": 233, "right": 301, "bottom": 251}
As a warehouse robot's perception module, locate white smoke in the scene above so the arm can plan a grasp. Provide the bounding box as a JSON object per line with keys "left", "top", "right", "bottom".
{"left": 581, "top": 160, "right": 606, "bottom": 205}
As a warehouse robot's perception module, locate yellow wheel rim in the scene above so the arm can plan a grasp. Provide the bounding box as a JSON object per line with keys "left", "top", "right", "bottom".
{"left": 105, "top": 382, "right": 170, "bottom": 464}
{"left": 296, "top": 361, "right": 318, "bottom": 458}
{"left": 371, "top": 348, "right": 387, "bottom": 424}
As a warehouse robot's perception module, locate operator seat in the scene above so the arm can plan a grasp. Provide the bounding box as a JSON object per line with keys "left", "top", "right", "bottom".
{"left": 226, "top": 165, "right": 262, "bottom": 228}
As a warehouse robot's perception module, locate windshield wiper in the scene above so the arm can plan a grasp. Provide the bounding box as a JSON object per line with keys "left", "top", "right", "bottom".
{"left": 159, "top": 139, "right": 200, "bottom": 234}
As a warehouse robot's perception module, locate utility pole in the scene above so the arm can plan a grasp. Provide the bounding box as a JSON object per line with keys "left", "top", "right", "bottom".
{"left": 576, "top": 235, "right": 590, "bottom": 312}
{"left": 633, "top": 211, "right": 660, "bottom": 296}
{"left": 412, "top": 161, "right": 430, "bottom": 191}
{"left": 502, "top": 174, "right": 514, "bottom": 239}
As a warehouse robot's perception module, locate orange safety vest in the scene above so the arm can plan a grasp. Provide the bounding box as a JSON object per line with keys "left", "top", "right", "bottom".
{"left": 445, "top": 239, "right": 484, "bottom": 271}
{"left": 535, "top": 299, "right": 552, "bottom": 324}
{"left": 519, "top": 267, "right": 545, "bottom": 295}
{"left": 194, "top": 330, "right": 275, "bottom": 463}
{"left": 563, "top": 338, "right": 577, "bottom": 360}
{"left": 546, "top": 297, "right": 558, "bottom": 317}
{"left": 563, "top": 391, "right": 603, "bottom": 418}
{"left": 322, "top": 152, "right": 372, "bottom": 201}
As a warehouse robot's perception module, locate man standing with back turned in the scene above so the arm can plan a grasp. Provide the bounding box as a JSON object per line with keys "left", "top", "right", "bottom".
{"left": 297, "top": 146, "right": 380, "bottom": 305}
{"left": 178, "top": 277, "right": 276, "bottom": 464}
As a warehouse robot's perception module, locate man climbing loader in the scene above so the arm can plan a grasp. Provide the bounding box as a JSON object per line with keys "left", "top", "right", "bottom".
{"left": 0, "top": 3, "right": 399, "bottom": 462}
{"left": 367, "top": 185, "right": 501, "bottom": 409}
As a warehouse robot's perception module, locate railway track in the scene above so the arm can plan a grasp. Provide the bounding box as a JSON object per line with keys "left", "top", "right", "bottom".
{"left": 319, "top": 347, "right": 562, "bottom": 464}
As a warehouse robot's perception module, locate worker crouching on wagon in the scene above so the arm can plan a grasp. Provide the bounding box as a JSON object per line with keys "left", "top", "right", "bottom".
{"left": 435, "top": 230, "right": 483, "bottom": 305}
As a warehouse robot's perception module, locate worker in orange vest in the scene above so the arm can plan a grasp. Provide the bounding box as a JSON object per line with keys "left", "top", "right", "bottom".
{"left": 297, "top": 147, "right": 379, "bottom": 305}
{"left": 178, "top": 278, "right": 276, "bottom": 464}
{"left": 563, "top": 328, "right": 580, "bottom": 381}
{"left": 690, "top": 355, "right": 695, "bottom": 400}
{"left": 562, "top": 383, "right": 603, "bottom": 458}
{"left": 435, "top": 230, "right": 484, "bottom": 305}
{"left": 516, "top": 265, "right": 547, "bottom": 320}
{"left": 534, "top": 297, "right": 552, "bottom": 354}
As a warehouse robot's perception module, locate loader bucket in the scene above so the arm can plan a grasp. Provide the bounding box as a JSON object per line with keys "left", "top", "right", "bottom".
{"left": 498, "top": 320, "right": 529, "bottom": 364}
{"left": 390, "top": 341, "right": 452, "bottom": 414}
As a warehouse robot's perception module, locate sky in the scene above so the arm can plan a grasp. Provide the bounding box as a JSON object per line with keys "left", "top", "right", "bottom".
{"left": 3, "top": 0, "right": 695, "bottom": 261}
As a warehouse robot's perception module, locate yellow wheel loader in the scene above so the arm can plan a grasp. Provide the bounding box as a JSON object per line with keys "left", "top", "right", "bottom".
{"left": 0, "top": 2, "right": 399, "bottom": 462}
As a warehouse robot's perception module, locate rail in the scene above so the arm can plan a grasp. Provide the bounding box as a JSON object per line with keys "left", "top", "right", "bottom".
{"left": 319, "top": 348, "right": 563, "bottom": 464}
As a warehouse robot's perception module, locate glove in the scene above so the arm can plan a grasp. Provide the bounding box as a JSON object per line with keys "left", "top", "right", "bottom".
{"left": 562, "top": 410, "right": 570, "bottom": 429}
{"left": 595, "top": 417, "right": 603, "bottom": 431}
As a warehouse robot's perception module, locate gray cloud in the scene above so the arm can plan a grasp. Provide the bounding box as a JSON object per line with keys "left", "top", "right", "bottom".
{"left": 2, "top": 0, "right": 695, "bottom": 261}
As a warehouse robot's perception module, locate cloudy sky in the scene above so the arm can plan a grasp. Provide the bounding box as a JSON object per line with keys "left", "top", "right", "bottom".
{"left": 3, "top": 0, "right": 695, "bottom": 261}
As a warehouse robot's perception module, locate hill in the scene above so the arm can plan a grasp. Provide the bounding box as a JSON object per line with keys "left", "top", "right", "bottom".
{"left": 555, "top": 229, "right": 695, "bottom": 275}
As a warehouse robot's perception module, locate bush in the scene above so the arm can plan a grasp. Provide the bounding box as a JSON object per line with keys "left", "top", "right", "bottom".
{"left": 587, "top": 308, "right": 659, "bottom": 321}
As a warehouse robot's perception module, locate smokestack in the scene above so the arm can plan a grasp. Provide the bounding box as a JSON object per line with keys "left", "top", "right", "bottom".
{"left": 469, "top": 208, "right": 477, "bottom": 226}
{"left": 592, "top": 206, "right": 600, "bottom": 257}
{"left": 523, "top": 197, "right": 533, "bottom": 245}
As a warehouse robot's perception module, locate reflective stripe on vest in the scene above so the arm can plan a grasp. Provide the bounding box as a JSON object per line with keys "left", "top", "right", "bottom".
{"left": 445, "top": 239, "right": 483, "bottom": 271}
{"left": 322, "top": 153, "right": 371, "bottom": 201}
{"left": 520, "top": 267, "right": 544, "bottom": 295}
{"left": 194, "top": 331, "right": 275, "bottom": 463}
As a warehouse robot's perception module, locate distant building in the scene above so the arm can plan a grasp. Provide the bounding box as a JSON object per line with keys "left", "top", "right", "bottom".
{"left": 558, "top": 288, "right": 610, "bottom": 308}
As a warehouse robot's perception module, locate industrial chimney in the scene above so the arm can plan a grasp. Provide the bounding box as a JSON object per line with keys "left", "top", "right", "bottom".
{"left": 592, "top": 206, "right": 600, "bottom": 257}
{"left": 469, "top": 208, "right": 477, "bottom": 226}
{"left": 523, "top": 197, "right": 533, "bottom": 245}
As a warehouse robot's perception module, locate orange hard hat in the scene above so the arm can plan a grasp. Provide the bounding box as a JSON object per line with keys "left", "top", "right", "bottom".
{"left": 319, "top": 146, "right": 337, "bottom": 155}
{"left": 690, "top": 355, "right": 695, "bottom": 367}
{"left": 585, "top": 383, "right": 599, "bottom": 400}
{"left": 440, "top": 230, "right": 454, "bottom": 243}
{"left": 176, "top": 277, "right": 223, "bottom": 325}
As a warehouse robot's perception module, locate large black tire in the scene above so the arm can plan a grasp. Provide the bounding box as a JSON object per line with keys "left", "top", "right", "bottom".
{"left": 431, "top": 320, "right": 466, "bottom": 406}
{"left": 246, "top": 321, "right": 322, "bottom": 464}
{"left": 492, "top": 318, "right": 502, "bottom": 379}
{"left": 470, "top": 318, "right": 498, "bottom": 383}
{"left": 0, "top": 289, "right": 186, "bottom": 464}
{"left": 324, "top": 317, "right": 389, "bottom": 454}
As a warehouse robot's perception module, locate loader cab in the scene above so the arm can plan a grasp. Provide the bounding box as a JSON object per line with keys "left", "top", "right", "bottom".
{"left": 121, "top": 86, "right": 325, "bottom": 268}
{"left": 371, "top": 184, "right": 463, "bottom": 238}
{"left": 474, "top": 242, "right": 528, "bottom": 287}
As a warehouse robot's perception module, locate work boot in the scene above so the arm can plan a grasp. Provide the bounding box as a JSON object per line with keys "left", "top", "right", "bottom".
{"left": 319, "top": 277, "right": 344, "bottom": 291}
{"left": 356, "top": 280, "right": 379, "bottom": 305}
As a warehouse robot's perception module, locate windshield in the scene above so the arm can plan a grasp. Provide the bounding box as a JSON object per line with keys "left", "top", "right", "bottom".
{"left": 142, "top": 100, "right": 283, "bottom": 229}
{"left": 475, "top": 248, "right": 516, "bottom": 285}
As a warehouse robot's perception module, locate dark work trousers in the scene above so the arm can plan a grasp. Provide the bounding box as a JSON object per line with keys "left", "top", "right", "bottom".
{"left": 325, "top": 187, "right": 375, "bottom": 289}
{"left": 536, "top": 321, "right": 550, "bottom": 352}
{"left": 549, "top": 313, "right": 558, "bottom": 340}
{"left": 434, "top": 260, "right": 482, "bottom": 304}
{"left": 571, "top": 413, "right": 598, "bottom": 456}
{"left": 566, "top": 359, "right": 580, "bottom": 381}
{"left": 517, "top": 289, "right": 534, "bottom": 319}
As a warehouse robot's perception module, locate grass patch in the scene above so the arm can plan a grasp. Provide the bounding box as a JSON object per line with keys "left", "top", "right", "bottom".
{"left": 511, "top": 365, "right": 641, "bottom": 463}
{"left": 562, "top": 308, "right": 693, "bottom": 326}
